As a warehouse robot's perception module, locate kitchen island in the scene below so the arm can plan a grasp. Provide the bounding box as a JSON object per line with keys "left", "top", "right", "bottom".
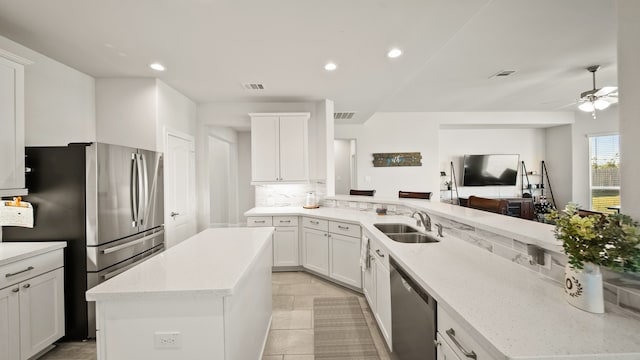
{"left": 86, "top": 227, "right": 274, "bottom": 360}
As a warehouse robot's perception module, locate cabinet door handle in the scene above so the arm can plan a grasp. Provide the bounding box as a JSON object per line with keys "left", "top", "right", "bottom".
{"left": 5, "top": 266, "right": 34, "bottom": 278}
{"left": 375, "top": 249, "right": 385, "bottom": 258}
{"left": 23, "top": 283, "right": 31, "bottom": 289}
{"left": 11, "top": 288, "right": 19, "bottom": 293}
{"left": 280, "top": 220, "right": 291, "bottom": 223}
{"left": 324, "top": 233, "right": 327, "bottom": 237}
{"left": 446, "top": 328, "right": 477, "bottom": 359}
{"left": 337, "top": 225, "right": 349, "bottom": 230}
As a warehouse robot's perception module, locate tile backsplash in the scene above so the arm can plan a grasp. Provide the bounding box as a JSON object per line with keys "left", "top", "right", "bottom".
{"left": 328, "top": 198, "right": 640, "bottom": 320}
{"left": 255, "top": 182, "right": 326, "bottom": 207}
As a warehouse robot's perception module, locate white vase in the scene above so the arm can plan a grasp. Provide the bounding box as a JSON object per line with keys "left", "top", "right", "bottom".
{"left": 564, "top": 262, "right": 604, "bottom": 313}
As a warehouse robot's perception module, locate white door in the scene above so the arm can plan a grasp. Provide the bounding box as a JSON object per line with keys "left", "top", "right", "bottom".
{"left": 0, "top": 284, "right": 20, "bottom": 360}
{"left": 165, "top": 131, "right": 197, "bottom": 248}
{"left": 302, "top": 228, "right": 329, "bottom": 275}
{"left": 19, "top": 268, "right": 64, "bottom": 360}
{"left": 329, "top": 233, "right": 362, "bottom": 288}
{"left": 273, "top": 227, "right": 299, "bottom": 267}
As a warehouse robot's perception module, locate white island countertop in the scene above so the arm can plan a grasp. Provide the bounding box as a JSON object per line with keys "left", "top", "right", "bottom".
{"left": 86, "top": 227, "right": 274, "bottom": 301}
{"left": 0, "top": 241, "right": 67, "bottom": 266}
{"left": 246, "top": 206, "right": 640, "bottom": 359}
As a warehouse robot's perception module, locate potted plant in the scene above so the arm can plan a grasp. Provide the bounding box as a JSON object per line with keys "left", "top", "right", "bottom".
{"left": 546, "top": 203, "right": 640, "bottom": 313}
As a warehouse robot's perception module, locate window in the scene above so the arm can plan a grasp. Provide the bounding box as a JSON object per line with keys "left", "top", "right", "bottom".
{"left": 589, "top": 134, "right": 620, "bottom": 212}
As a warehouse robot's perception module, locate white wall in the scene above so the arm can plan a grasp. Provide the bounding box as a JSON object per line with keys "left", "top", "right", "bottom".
{"left": 439, "top": 128, "right": 546, "bottom": 199}
{"left": 336, "top": 112, "right": 440, "bottom": 198}
{"left": 618, "top": 0, "right": 640, "bottom": 219}
{"left": 544, "top": 124, "right": 573, "bottom": 209}
{"left": 570, "top": 108, "right": 619, "bottom": 208}
{"left": 0, "top": 35, "right": 95, "bottom": 146}
{"left": 334, "top": 140, "right": 352, "bottom": 195}
{"left": 95, "top": 78, "right": 157, "bottom": 150}
{"left": 156, "top": 80, "right": 197, "bottom": 150}
{"left": 237, "top": 131, "right": 254, "bottom": 220}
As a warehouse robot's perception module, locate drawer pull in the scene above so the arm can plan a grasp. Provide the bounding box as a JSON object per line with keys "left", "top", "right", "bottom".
{"left": 11, "top": 288, "right": 19, "bottom": 293}
{"left": 254, "top": 220, "right": 266, "bottom": 223}
{"left": 337, "top": 225, "right": 349, "bottom": 230}
{"left": 446, "top": 328, "right": 477, "bottom": 359}
{"left": 5, "top": 266, "right": 34, "bottom": 278}
{"left": 375, "top": 249, "right": 385, "bottom": 258}
{"left": 310, "top": 220, "right": 320, "bottom": 225}
{"left": 279, "top": 220, "right": 291, "bottom": 223}
{"left": 23, "top": 283, "right": 30, "bottom": 289}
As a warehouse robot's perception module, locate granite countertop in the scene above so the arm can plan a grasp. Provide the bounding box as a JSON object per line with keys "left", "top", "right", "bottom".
{"left": 245, "top": 206, "right": 640, "bottom": 359}
{"left": 0, "top": 241, "right": 67, "bottom": 266}
{"left": 85, "top": 227, "right": 274, "bottom": 301}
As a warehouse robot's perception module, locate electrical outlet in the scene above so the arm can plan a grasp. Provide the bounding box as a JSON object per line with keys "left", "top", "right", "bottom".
{"left": 387, "top": 205, "right": 397, "bottom": 213}
{"left": 542, "top": 253, "right": 552, "bottom": 270}
{"left": 154, "top": 332, "right": 182, "bottom": 349}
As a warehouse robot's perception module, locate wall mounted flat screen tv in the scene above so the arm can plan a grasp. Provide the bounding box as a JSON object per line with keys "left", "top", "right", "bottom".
{"left": 462, "top": 154, "right": 520, "bottom": 186}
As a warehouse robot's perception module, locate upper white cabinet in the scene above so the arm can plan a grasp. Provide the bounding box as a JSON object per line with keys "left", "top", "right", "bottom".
{"left": 250, "top": 113, "right": 309, "bottom": 183}
{"left": 0, "top": 50, "right": 31, "bottom": 196}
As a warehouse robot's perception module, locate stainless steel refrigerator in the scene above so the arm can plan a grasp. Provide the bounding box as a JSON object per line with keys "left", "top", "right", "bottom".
{"left": 3, "top": 142, "right": 165, "bottom": 339}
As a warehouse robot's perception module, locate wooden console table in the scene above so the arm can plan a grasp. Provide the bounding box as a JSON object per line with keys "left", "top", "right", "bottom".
{"left": 459, "top": 197, "right": 534, "bottom": 220}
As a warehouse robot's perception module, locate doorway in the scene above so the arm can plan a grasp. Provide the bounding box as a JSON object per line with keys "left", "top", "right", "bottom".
{"left": 334, "top": 139, "right": 357, "bottom": 195}
{"left": 208, "top": 134, "right": 239, "bottom": 227}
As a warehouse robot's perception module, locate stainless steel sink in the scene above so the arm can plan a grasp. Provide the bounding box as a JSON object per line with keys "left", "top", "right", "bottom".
{"left": 374, "top": 223, "right": 419, "bottom": 234}
{"left": 386, "top": 233, "right": 440, "bottom": 244}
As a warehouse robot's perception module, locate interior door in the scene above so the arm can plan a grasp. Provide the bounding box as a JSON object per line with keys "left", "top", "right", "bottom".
{"left": 137, "top": 148, "right": 164, "bottom": 232}
{"left": 165, "top": 132, "right": 197, "bottom": 248}
{"left": 95, "top": 143, "right": 139, "bottom": 244}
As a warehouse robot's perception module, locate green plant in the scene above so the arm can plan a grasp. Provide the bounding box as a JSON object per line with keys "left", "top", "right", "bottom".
{"left": 546, "top": 203, "right": 640, "bottom": 272}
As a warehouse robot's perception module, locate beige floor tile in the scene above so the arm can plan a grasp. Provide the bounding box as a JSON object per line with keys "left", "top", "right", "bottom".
{"left": 263, "top": 356, "right": 284, "bottom": 360}
{"left": 277, "top": 282, "right": 350, "bottom": 296}
{"left": 284, "top": 355, "right": 314, "bottom": 360}
{"left": 264, "top": 329, "right": 314, "bottom": 355}
{"left": 39, "top": 341, "right": 97, "bottom": 360}
{"left": 272, "top": 310, "right": 313, "bottom": 329}
{"left": 273, "top": 295, "right": 295, "bottom": 310}
{"left": 293, "top": 295, "right": 316, "bottom": 309}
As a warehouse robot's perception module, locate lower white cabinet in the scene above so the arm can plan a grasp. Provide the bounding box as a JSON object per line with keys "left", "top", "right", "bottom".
{"left": 362, "top": 236, "right": 376, "bottom": 312}
{"left": 302, "top": 227, "right": 329, "bottom": 275}
{"left": 273, "top": 226, "right": 299, "bottom": 267}
{"left": 329, "top": 233, "right": 361, "bottom": 288}
{"left": 0, "top": 250, "right": 64, "bottom": 360}
{"left": 362, "top": 232, "right": 392, "bottom": 350}
{"left": 438, "top": 307, "right": 493, "bottom": 360}
{"left": 436, "top": 333, "right": 460, "bottom": 360}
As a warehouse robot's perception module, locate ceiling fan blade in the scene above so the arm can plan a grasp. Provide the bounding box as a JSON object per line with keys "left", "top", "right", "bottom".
{"left": 594, "top": 86, "right": 618, "bottom": 97}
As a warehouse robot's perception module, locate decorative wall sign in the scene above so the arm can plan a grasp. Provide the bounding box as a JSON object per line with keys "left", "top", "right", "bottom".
{"left": 372, "top": 152, "right": 422, "bottom": 167}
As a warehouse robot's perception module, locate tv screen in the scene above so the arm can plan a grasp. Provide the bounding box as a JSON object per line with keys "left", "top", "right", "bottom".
{"left": 462, "top": 154, "right": 519, "bottom": 186}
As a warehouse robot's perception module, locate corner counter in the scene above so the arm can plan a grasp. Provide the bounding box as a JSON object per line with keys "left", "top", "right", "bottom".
{"left": 86, "top": 227, "right": 274, "bottom": 360}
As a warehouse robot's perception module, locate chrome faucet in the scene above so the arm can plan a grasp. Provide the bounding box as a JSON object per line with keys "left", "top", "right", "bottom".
{"left": 410, "top": 210, "right": 432, "bottom": 232}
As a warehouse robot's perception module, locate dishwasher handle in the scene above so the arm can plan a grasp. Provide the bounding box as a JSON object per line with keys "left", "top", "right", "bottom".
{"left": 446, "top": 328, "right": 477, "bottom": 359}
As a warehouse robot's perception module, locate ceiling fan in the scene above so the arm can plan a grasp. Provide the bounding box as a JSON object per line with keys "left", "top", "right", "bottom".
{"left": 577, "top": 65, "right": 618, "bottom": 118}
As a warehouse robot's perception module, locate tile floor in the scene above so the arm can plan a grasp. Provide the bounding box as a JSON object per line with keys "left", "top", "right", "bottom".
{"left": 39, "top": 271, "right": 392, "bottom": 360}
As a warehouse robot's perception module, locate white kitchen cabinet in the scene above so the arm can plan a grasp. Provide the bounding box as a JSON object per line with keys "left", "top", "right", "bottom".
{"left": 250, "top": 113, "right": 309, "bottom": 183}
{"left": 375, "top": 249, "right": 392, "bottom": 349}
{"left": 438, "top": 307, "right": 493, "bottom": 360}
{"left": 362, "top": 235, "right": 376, "bottom": 312}
{"left": 329, "top": 232, "right": 362, "bottom": 288}
{"left": 247, "top": 216, "right": 300, "bottom": 269}
{"left": 0, "top": 284, "right": 20, "bottom": 360}
{"left": 436, "top": 333, "right": 461, "bottom": 360}
{"left": 19, "top": 267, "right": 64, "bottom": 360}
{"left": 0, "top": 248, "right": 65, "bottom": 360}
{"left": 302, "top": 227, "right": 329, "bottom": 276}
{"left": 0, "top": 51, "right": 30, "bottom": 196}
{"left": 273, "top": 216, "right": 299, "bottom": 267}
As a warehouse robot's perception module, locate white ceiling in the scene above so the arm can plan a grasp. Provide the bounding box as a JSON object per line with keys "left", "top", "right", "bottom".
{"left": 0, "top": 0, "right": 618, "bottom": 123}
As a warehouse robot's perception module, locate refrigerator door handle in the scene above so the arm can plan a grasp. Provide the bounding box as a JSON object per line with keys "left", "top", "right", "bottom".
{"left": 136, "top": 153, "right": 145, "bottom": 226}
{"left": 130, "top": 153, "right": 138, "bottom": 227}
{"left": 140, "top": 153, "right": 149, "bottom": 227}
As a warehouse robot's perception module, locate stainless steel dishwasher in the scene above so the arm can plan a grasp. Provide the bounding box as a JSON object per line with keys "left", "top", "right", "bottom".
{"left": 390, "top": 257, "right": 437, "bottom": 360}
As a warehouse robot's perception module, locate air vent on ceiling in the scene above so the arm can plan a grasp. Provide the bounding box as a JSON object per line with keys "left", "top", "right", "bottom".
{"left": 334, "top": 112, "right": 356, "bottom": 120}
{"left": 242, "top": 83, "right": 265, "bottom": 90}
{"left": 489, "top": 70, "right": 517, "bottom": 78}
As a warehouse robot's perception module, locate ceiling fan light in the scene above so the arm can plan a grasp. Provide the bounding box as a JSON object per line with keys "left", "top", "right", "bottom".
{"left": 579, "top": 102, "right": 595, "bottom": 112}
{"left": 594, "top": 99, "right": 611, "bottom": 110}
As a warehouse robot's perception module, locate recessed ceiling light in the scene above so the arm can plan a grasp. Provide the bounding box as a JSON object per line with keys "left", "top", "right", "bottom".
{"left": 387, "top": 48, "right": 402, "bottom": 58}
{"left": 324, "top": 62, "right": 337, "bottom": 71}
{"left": 149, "top": 63, "right": 165, "bottom": 71}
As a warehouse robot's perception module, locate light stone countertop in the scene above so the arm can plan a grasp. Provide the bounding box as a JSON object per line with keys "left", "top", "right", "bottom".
{"left": 0, "top": 241, "right": 67, "bottom": 266}
{"left": 85, "top": 227, "right": 274, "bottom": 301}
{"left": 245, "top": 206, "right": 640, "bottom": 360}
